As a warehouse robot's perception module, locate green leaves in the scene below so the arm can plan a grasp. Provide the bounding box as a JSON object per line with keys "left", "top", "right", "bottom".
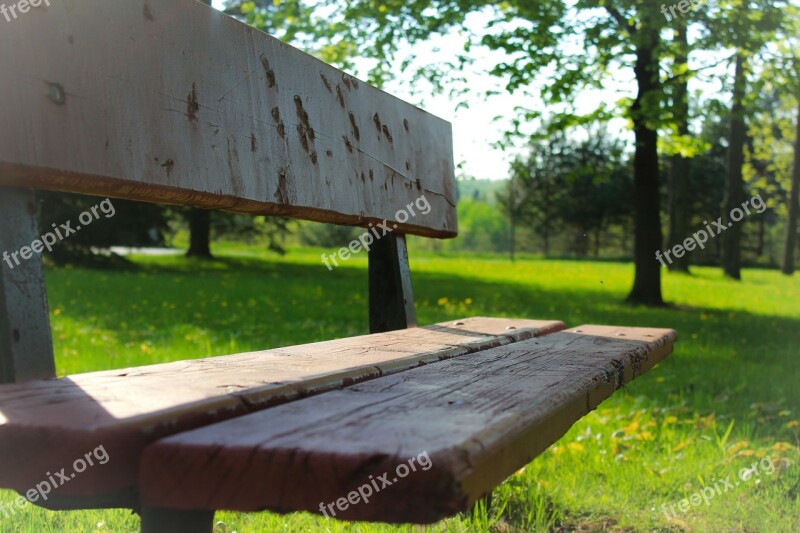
{"left": 221, "top": 0, "right": 357, "bottom": 69}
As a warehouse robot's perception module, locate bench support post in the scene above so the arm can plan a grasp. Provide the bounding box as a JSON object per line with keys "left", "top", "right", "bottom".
{"left": 140, "top": 507, "right": 214, "bottom": 533}
{"left": 368, "top": 234, "right": 416, "bottom": 333}
{"left": 0, "top": 187, "right": 55, "bottom": 384}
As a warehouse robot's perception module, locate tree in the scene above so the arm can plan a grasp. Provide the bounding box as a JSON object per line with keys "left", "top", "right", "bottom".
{"left": 785, "top": 98, "right": 800, "bottom": 274}
{"left": 507, "top": 125, "right": 632, "bottom": 257}
{"left": 744, "top": 84, "right": 791, "bottom": 264}
{"left": 703, "top": 0, "right": 787, "bottom": 279}
{"left": 221, "top": 0, "right": 354, "bottom": 69}
{"left": 505, "top": 132, "right": 567, "bottom": 256}
{"left": 496, "top": 172, "right": 527, "bottom": 261}
{"left": 723, "top": 50, "right": 748, "bottom": 279}
{"left": 772, "top": 10, "right": 800, "bottom": 275}
{"left": 666, "top": 19, "right": 692, "bottom": 273}
{"left": 316, "top": 0, "right": 672, "bottom": 303}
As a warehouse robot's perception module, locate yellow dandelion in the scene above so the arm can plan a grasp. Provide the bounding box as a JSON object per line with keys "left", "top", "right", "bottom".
{"left": 568, "top": 442, "right": 585, "bottom": 452}
{"left": 728, "top": 441, "right": 749, "bottom": 455}
{"left": 771, "top": 442, "right": 795, "bottom": 453}
{"left": 674, "top": 441, "right": 689, "bottom": 452}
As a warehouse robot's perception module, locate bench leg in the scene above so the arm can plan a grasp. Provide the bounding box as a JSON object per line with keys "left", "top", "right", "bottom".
{"left": 0, "top": 187, "right": 55, "bottom": 384}
{"left": 368, "top": 234, "right": 416, "bottom": 333}
{"left": 140, "top": 507, "right": 214, "bottom": 533}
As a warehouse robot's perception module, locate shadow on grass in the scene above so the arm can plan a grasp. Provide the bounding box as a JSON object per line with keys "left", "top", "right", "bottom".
{"left": 44, "top": 254, "right": 799, "bottom": 435}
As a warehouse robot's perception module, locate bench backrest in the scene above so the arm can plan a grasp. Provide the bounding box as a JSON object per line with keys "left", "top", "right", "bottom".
{"left": 0, "top": 0, "right": 456, "bottom": 385}
{"left": 0, "top": 0, "right": 457, "bottom": 238}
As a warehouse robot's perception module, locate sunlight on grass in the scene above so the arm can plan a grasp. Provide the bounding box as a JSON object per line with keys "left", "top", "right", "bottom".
{"left": 3, "top": 246, "right": 798, "bottom": 532}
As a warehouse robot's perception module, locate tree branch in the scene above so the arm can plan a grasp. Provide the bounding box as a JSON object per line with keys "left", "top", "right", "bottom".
{"left": 606, "top": 6, "right": 635, "bottom": 34}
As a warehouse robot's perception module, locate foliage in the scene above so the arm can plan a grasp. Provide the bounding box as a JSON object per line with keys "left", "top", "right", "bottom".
{"left": 209, "top": 213, "right": 292, "bottom": 255}
{"left": 222, "top": 0, "right": 355, "bottom": 68}
{"left": 325, "top": 1, "right": 669, "bottom": 132}
{"left": 503, "top": 125, "right": 632, "bottom": 256}
{"left": 297, "top": 221, "right": 361, "bottom": 248}
{"left": 453, "top": 198, "right": 510, "bottom": 253}
{"left": 36, "top": 192, "right": 169, "bottom": 265}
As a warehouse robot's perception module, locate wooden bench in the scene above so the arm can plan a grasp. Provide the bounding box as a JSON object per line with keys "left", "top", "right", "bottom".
{"left": 0, "top": 1, "right": 677, "bottom": 531}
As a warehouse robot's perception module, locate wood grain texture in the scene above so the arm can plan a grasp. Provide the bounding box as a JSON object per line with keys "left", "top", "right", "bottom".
{"left": 0, "top": 0, "right": 457, "bottom": 237}
{"left": 140, "top": 326, "right": 676, "bottom": 523}
{"left": 0, "top": 317, "right": 563, "bottom": 499}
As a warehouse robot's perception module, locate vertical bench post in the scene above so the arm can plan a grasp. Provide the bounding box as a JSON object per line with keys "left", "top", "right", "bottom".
{"left": 140, "top": 507, "right": 214, "bottom": 533}
{"left": 368, "top": 234, "right": 417, "bottom": 333}
{"left": 0, "top": 187, "right": 55, "bottom": 384}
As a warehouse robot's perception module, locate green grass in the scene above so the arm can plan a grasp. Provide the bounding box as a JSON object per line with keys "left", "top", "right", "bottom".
{"left": 2, "top": 244, "right": 798, "bottom": 532}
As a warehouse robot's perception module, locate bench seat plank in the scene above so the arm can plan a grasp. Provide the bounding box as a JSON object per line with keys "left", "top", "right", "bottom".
{"left": 140, "top": 326, "right": 676, "bottom": 523}
{"left": 0, "top": 317, "right": 563, "bottom": 500}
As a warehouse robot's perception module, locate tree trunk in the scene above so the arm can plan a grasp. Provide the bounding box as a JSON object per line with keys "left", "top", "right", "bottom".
{"left": 542, "top": 226, "right": 550, "bottom": 256}
{"left": 627, "top": 24, "right": 665, "bottom": 306}
{"left": 722, "top": 52, "right": 747, "bottom": 280}
{"left": 667, "top": 22, "right": 691, "bottom": 273}
{"left": 782, "top": 103, "right": 800, "bottom": 275}
{"left": 187, "top": 208, "right": 212, "bottom": 258}
{"left": 509, "top": 207, "right": 516, "bottom": 262}
{"left": 594, "top": 227, "right": 601, "bottom": 258}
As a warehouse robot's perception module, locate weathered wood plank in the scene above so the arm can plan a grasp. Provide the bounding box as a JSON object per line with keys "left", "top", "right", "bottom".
{"left": 0, "top": 187, "right": 55, "bottom": 384}
{"left": 0, "top": 317, "right": 563, "bottom": 500}
{"left": 0, "top": 0, "right": 457, "bottom": 237}
{"left": 139, "top": 326, "right": 676, "bottom": 523}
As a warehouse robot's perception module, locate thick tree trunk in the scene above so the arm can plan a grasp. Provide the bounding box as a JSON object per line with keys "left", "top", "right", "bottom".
{"left": 722, "top": 53, "right": 747, "bottom": 280}
{"left": 627, "top": 26, "right": 665, "bottom": 306}
{"left": 187, "top": 208, "right": 212, "bottom": 258}
{"left": 667, "top": 22, "right": 691, "bottom": 273}
{"left": 782, "top": 103, "right": 800, "bottom": 275}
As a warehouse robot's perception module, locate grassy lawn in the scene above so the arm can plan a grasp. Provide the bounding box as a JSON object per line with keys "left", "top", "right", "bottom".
{"left": 2, "top": 245, "right": 798, "bottom": 532}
